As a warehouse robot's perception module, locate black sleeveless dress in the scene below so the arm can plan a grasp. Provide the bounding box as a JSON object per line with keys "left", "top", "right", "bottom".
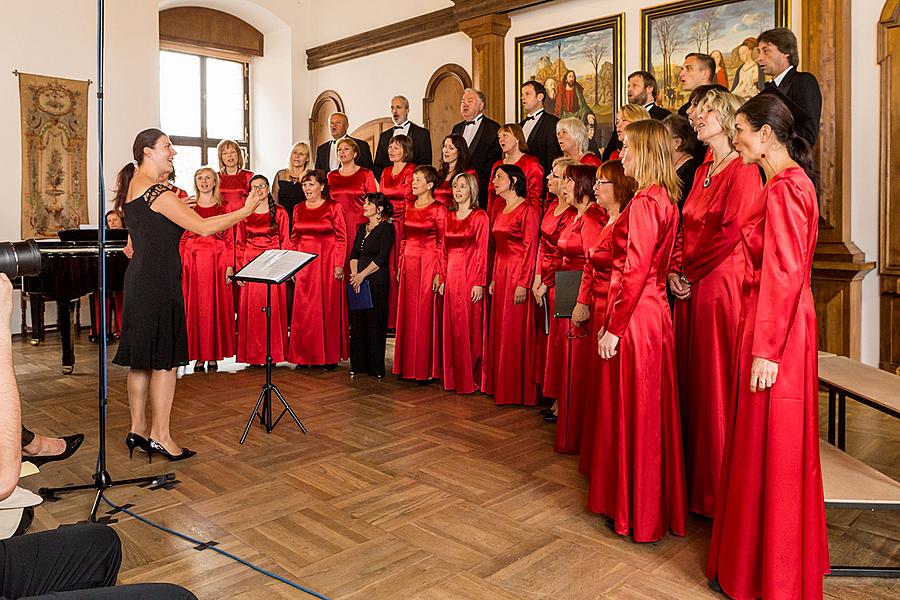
{"left": 113, "top": 184, "right": 189, "bottom": 370}
{"left": 276, "top": 175, "right": 304, "bottom": 228}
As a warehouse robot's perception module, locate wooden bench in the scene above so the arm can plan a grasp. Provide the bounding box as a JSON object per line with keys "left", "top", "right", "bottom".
{"left": 820, "top": 440, "right": 900, "bottom": 577}
{"left": 818, "top": 354, "right": 900, "bottom": 451}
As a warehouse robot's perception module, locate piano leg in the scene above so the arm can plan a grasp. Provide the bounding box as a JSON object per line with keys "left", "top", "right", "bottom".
{"left": 58, "top": 300, "right": 75, "bottom": 374}
{"left": 29, "top": 297, "right": 45, "bottom": 346}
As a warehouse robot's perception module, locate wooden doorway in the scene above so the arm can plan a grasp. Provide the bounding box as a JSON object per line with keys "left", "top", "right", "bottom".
{"left": 309, "top": 90, "right": 344, "bottom": 150}
{"left": 880, "top": 1, "right": 900, "bottom": 373}
{"left": 423, "top": 64, "right": 472, "bottom": 167}
{"left": 351, "top": 117, "right": 393, "bottom": 163}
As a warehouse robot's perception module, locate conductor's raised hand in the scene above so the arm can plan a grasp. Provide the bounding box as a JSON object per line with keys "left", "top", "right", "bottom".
{"left": 243, "top": 188, "right": 263, "bottom": 214}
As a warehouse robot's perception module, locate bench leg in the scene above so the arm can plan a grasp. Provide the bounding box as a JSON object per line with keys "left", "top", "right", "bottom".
{"left": 838, "top": 391, "right": 847, "bottom": 451}
{"left": 829, "top": 565, "right": 900, "bottom": 578}
{"left": 827, "top": 388, "right": 836, "bottom": 446}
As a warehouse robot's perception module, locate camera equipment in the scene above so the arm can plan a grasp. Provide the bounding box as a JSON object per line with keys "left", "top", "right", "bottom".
{"left": 0, "top": 240, "right": 42, "bottom": 279}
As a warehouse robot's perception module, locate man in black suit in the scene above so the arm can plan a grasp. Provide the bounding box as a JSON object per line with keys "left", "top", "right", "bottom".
{"left": 677, "top": 53, "right": 716, "bottom": 117}
{"left": 373, "top": 95, "right": 432, "bottom": 180}
{"left": 314, "top": 112, "right": 374, "bottom": 172}
{"left": 451, "top": 88, "right": 501, "bottom": 208}
{"left": 756, "top": 27, "right": 822, "bottom": 146}
{"left": 627, "top": 71, "right": 671, "bottom": 121}
{"left": 519, "top": 80, "right": 561, "bottom": 194}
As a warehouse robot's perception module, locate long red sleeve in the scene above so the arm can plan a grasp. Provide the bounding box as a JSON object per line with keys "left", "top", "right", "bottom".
{"left": 512, "top": 205, "right": 540, "bottom": 288}
{"left": 434, "top": 204, "right": 448, "bottom": 280}
{"left": 472, "top": 210, "right": 489, "bottom": 287}
{"left": 330, "top": 203, "right": 347, "bottom": 268}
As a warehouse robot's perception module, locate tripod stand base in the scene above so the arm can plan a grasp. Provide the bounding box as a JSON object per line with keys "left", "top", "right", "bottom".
{"left": 240, "top": 382, "right": 307, "bottom": 444}
{"left": 39, "top": 471, "right": 177, "bottom": 523}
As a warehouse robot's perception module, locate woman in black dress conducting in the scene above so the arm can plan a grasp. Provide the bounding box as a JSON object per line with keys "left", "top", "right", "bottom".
{"left": 348, "top": 193, "right": 395, "bottom": 377}
{"left": 112, "top": 129, "right": 261, "bottom": 461}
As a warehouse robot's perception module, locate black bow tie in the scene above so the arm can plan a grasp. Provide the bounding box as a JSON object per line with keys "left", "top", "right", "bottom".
{"left": 524, "top": 115, "right": 535, "bottom": 122}
{"left": 393, "top": 123, "right": 409, "bottom": 130}
{"left": 465, "top": 121, "right": 477, "bottom": 125}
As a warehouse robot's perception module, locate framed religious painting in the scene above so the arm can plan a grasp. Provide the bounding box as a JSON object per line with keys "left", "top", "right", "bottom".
{"left": 516, "top": 14, "right": 625, "bottom": 154}
{"left": 642, "top": 0, "right": 790, "bottom": 111}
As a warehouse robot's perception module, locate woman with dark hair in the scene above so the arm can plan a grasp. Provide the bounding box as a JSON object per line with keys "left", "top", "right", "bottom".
{"left": 287, "top": 169, "right": 347, "bottom": 369}
{"left": 590, "top": 120, "right": 687, "bottom": 541}
{"left": 433, "top": 134, "right": 475, "bottom": 207}
{"left": 349, "top": 193, "right": 395, "bottom": 377}
{"left": 668, "top": 90, "right": 763, "bottom": 520}
{"left": 380, "top": 134, "right": 416, "bottom": 329}
{"left": 532, "top": 157, "right": 577, "bottom": 407}
{"left": 90, "top": 210, "right": 127, "bottom": 343}
{"left": 112, "top": 128, "right": 261, "bottom": 462}
{"left": 549, "top": 163, "right": 608, "bottom": 453}
{"left": 441, "top": 173, "right": 489, "bottom": 394}
{"left": 235, "top": 174, "right": 291, "bottom": 366}
{"left": 180, "top": 167, "right": 235, "bottom": 373}
{"left": 662, "top": 114, "right": 703, "bottom": 209}
{"left": 328, "top": 137, "right": 378, "bottom": 264}
{"left": 486, "top": 124, "right": 544, "bottom": 219}
{"left": 574, "top": 160, "right": 637, "bottom": 475}
{"left": 706, "top": 93, "right": 828, "bottom": 600}
{"left": 216, "top": 140, "right": 254, "bottom": 213}
{"left": 483, "top": 164, "right": 540, "bottom": 406}
{"left": 393, "top": 166, "right": 447, "bottom": 381}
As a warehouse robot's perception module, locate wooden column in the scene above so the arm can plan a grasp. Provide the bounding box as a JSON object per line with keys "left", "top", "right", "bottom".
{"left": 805, "top": 0, "right": 875, "bottom": 359}
{"left": 879, "top": 0, "right": 900, "bottom": 373}
{"left": 458, "top": 14, "right": 511, "bottom": 123}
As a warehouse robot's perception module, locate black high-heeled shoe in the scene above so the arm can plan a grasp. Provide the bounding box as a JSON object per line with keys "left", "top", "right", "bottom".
{"left": 208, "top": 361, "right": 218, "bottom": 372}
{"left": 194, "top": 361, "right": 206, "bottom": 372}
{"left": 125, "top": 432, "right": 150, "bottom": 458}
{"left": 147, "top": 439, "right": 196, "bottom": 463}
{"left": 27, "top": 434, "right": 84, "bottom": 467}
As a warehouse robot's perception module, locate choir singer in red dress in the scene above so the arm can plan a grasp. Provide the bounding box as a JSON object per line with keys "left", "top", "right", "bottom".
{"left": 216, "top": 140, "right": 253, "bottom": 213}
{"left": 591, "top": 119, "right": 687, "bottom": 542}
{"left": 441, "top": 173, "right": 489, "bottom": 394}
{"left": 486, "top": 124, "right": 544, "bottom": 219}
{"left": 392, "top": 166, "right": 447, "bottom": 381}
{"left": 574, "top": 160, "right": 636, "bottom": 474}
{"left": 235, "top": 175, "right": 291, "bottom": 366}
{"left": 180, "top": 167, "right": 235, "bottom": 373}
{"left": 328, "top": 138, "right": 378, "bottom": 264}
{"left": 287, "top": 170, "right": 348, "bottom": 369}
{"left": 483, "top": 164, "right": 540, "bottom": 406}
{"left": 379, "top": 134, "right": 416, "bottom": 329}
{"left": 434, "top": 135, "right": 474, "bottom": 207}
{"left": 667, "top": 89, "right": 762, "bottom": 518}
{"left": 706, "top": 93, "right": 828, "bottom": 600}
{"left": 551, "top": 164, "right": 607, "bottom": 453}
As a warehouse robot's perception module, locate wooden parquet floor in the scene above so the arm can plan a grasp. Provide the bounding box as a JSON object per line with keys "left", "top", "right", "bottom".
{"left": 15, "top": 335, "right": 900, "bottom": 599}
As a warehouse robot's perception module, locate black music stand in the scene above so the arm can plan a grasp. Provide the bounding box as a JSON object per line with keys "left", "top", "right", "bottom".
{"left": 232, "top": 249, "right": 316, "bottom": 444}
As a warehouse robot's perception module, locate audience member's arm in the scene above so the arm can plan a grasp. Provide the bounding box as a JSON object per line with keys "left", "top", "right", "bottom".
{"left": 0, "top": 274, "right": 21, "bottom": 501}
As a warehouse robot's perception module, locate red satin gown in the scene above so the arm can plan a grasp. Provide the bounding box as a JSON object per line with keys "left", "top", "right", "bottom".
{"left": 534, "top": 200, "right": 576, "bottom": 398}
{"left": 576, "top": 221, "right": 615, "bottom": 477}
{"left": 486, "top": 154, "right": 545, "bottom": 219}
{"left": 553, "top": 204, "right": 606, "bottom": 454}
{"left": 328, "top": 167, "right": 378, "bottom": 263}
{"left": 441, "top": 208, "right": 489, "bottom": 394}
{"left": 180, "top": 203, "right": 235, "bottom": 362}
{"left": 585, "top": 185, "right": 687, "bottom": 542}
{"left": 707, "top": 167, "right": 828, "bottom": 600}
{"left": 218, "top": 169, "right": 253, "bottom": 213}
{"left": 671, "top": 157, "right": 762, "bottom": 517}
{"left": 483, "top": 201, "right": 540, "bottom": 405}
{"left": 433, "top": 169, "right": 477, "bottom": 208}
{"left": 235, "top": 206, "right": 290, "bottom": 364}
{"left": 580, "top": 153, "right": 603, "bottom": 167}
{"left": 287, "top": 200, "right": 348, "bottom": 366}
{"left": 392, "top": 200, "right": 447, "bottom": 380}
{"left": 380, "top": 163, "right": 416, "bottom": 329}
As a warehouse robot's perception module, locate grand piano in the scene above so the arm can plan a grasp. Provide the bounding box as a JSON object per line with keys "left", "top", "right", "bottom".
{"left": 22, "top": 230, "right": 129, "bottom": 374}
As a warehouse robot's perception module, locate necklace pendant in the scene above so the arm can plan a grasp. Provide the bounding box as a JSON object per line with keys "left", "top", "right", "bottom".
{"left": 703, "top": 175, "right": 712, "bottom": 188}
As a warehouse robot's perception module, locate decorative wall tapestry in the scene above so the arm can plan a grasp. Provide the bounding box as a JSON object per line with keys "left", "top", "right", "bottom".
{"left": 516, "top": 14, "right": 625, "bottom": 153}
{"left": 18, "top": 72, "right": 90, "bottom": 238}
{"left": 642, "top": 0, "right": 789, "bottom": 111}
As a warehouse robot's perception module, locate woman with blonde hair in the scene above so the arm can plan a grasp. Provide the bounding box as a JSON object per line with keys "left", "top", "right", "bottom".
{"left": 601, "top": 103, "right": 651, "bottom": 162}
{"left": 180, "top": 166, "right": 236, "bottom": 373}
{"left": 486, "top": 123, "right": 544, "bottom": 219}
{"left": 328, "top": 137, "right": 378, "bottom": 264}
{"left": 588, "top": 119, "right": 687, "bottom": 542}
{"left": 668, "top": 89, "right": 762, "bottom": 518}
{"left": 441, "top": 172, "right": 489, "bottom": 394}
{"left": 556, "top": 117, "right": 601, "bottom": 167}
{"left": 272, "top": 141, "right": 311, "bottom": 226}
{"left": 216, "top": 140, "right": 254, "bottom": 213}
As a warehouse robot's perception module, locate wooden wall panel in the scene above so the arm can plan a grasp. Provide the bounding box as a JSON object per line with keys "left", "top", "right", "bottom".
{"left": 159, "top": 7, "right": 263, "bottom": 58}
{"left": 309, "top": 91, "right": 345, "bottom": 151}
{"left": 424, "top": 64, "right": 473, "bottom": 164}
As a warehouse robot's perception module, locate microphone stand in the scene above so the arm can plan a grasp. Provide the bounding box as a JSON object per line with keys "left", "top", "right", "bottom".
{"left": 38, "top": 0, "right": 175, "bottom": 522}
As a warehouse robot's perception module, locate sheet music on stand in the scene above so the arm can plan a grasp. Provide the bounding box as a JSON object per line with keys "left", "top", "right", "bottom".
{"left": 232, "top": 249, "right": 317, "bottom": 284}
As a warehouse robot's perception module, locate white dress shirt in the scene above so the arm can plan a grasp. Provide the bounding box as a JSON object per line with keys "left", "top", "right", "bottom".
{"left": 392, "top": 121, "right": 411, "bottom": 137}
{"left": 462, "top": 114, "right": 484, "bottom": 147}
{"left": 522, "top": 109, "right": 543, "bottom": 140}
{"left": 329, "top": 139, "right": 339, "bottom": 171}
{"left": 773, "top": 65, "right": 794, "bottom": 87}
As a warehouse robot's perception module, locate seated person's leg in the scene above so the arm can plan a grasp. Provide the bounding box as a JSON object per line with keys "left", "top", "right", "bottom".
{"left": 0, "top": 524, "right": 120, "bottom": 598}
{"left": 15, "top": 583, "right": 199, "bottom": 600}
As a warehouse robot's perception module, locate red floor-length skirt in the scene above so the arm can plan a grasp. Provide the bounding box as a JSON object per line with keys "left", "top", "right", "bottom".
{"left": 287, "top": 200, "right": 348, "bottom": 365}
{"left": 181, "top": 204, "right": 235, "bottom": 362}
{"left": 381, "top": 162, "right": 415, "bottom": 329}
{"left": 236, "top": 208, "right": 290, "bottom": 364}
{"left": 707, "top": 168, "right": 828, "bottom": 600}
{"left": 392, "top": 201, "right": 447, "bottom": 380}
{"left": 441, "top": 209, "right": 489, "bottom": 394}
